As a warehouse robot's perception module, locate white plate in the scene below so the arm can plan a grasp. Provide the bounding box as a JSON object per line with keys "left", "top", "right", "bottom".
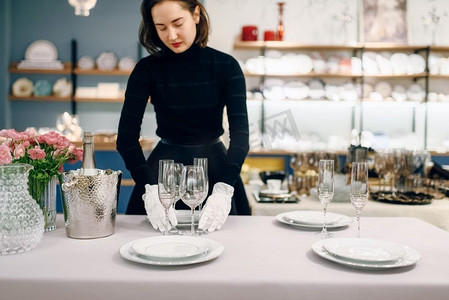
{"left": 281, "top": 211, "right": 345, "bottom": 226}
{"left": 322, "top": 238, "right": 406, "bottom": 263}
{"left": 408, "top": 54, "right": 425, "bottom": 74}
{"left": 390, "top": 53, "right": 409, "bottom": 75}
{"left": 131, "top": 236, "right": 209, "bottom": 260}
{"left": 374, "top": 81, "right": 392, "bottom": 98}
{"left": 312, "top": 239, "right": 421, "bottom": 270}
{"left": 119, "top": 237, "right": 224, "bottom": 266}
{"left": 25, "top": 40, "right": 58, "bottom": 61}
{"left": 276, "top": 211, "right": 352, "bottom": 229}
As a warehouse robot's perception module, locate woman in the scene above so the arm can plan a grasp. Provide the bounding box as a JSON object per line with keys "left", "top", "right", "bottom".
{"left": 116, "top": 0, "right": 250, "bottom": 232}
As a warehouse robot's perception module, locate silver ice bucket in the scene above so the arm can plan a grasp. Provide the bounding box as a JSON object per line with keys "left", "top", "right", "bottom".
{"left": 61, "top": 169, "right": 122, "bottom": 239}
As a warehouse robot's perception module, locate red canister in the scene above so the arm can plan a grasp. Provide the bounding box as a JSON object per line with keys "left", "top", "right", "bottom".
{"left": 241, "top": 25, "right": 258, "bottom": 41}
{"left": 264, "top": 30, "right": 276, "bottom": 41}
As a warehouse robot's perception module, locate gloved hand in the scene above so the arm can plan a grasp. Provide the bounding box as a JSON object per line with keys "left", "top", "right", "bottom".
{"left": 142, "top": 184, "right": 178, "bottom": 232}
{"left": 198, "top": 182, "right": 234, "bottom": 232}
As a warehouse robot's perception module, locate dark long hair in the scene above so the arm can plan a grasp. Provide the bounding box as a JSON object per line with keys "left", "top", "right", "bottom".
{"left": 139, "top": 0, "right": 210, "bottom": 54}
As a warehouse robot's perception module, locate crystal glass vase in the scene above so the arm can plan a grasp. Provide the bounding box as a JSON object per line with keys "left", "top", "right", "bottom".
{"left": 0, "top": 164, "right": 45, "bottom": 255}
{"left": 28, "top": 175, "right": 57, "bottom": 232}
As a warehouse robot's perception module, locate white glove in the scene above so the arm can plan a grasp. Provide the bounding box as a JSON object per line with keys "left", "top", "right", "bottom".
{"left": 198, "top": 182, "right": 234, "bottom": 232}
{"left": 142, "top": 184, "right": 178, "bottom": 232}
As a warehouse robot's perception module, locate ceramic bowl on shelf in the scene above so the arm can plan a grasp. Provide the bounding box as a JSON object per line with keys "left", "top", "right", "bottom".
{"left": 12, "top": 78, "right": 34, "bottom": 97}
{"left": 77, "top": 55, "right": 95, "bottom": 70}
{"left": 96, "top": 52, "right": 118, "bottom": 71}
{"left": 33, "top": 80, "right": 52, "bottom": 96}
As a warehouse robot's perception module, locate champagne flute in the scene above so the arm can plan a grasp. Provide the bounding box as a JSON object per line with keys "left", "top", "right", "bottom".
{"left": 193, "top": 158, "right": 209, "bottom": 235}
{"left": 158, "top": 159, "right": 176, "bottom": 236}
{"left": 168, "top": 162, "right": 184, "bottom": 235}
{"left": 350, "top": 162, "right": 369, "bottom": 238}
{"left": 179, "top": 165, "right": 207, "bottom": 236}
{"left": 316, "top": 159, "right": 335, "bottom": 238}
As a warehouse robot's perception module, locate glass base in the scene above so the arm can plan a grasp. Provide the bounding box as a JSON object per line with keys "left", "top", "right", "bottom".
{"left": 315, "top": 229, "right": 334, "bottom": 239}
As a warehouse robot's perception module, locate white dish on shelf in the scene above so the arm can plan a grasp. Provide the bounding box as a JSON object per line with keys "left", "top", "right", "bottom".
{"left": 96, "top": 52, "right": 118, "bottom": 70}
{"left": 407, "top": 84, "right": 425, "bottom": 102}
{"left": 120, "top": 237, "right": 223, "bottom": 266}
{"left": 376, "top": 53, "right": 393, "bottom": 74}
{"left": 78, "top": 55, "right": 95, "bottom": 70}
{"left": 374, "top": 81, "right": 392, "bottom": 98}
{"left": 12, "top": 77, "right": 33, "bottom": 97}
{"left": 245, "top": 56, "right": 265, "bottom": 74}
{"left": 408, "top": 54, "right": 426, "bottom": 74}
{"left": 283, "top": 80, "right": 309, "bottom": 99}
{"left": 391, "top": 84, "right": 407, "bottom": 102}
{"left": 263, "top": 78, "right": 285, "bottom": 100}
{"left": 322, "top": 238, "right": 406, "bottom": 263}
{"left": 25, "top": 40, "right": 58, "bottom": 61}
{"left": 362, "top": 52, "right": 378, "bottom": 74}
{"left": 312, "top": 239, "right": 421, "bottom": 270}
{"left": 118, "top": 56, "right": 136, "bottom": 71}
{"left": 390, "top": 52, "right": 409, "bottom": 75}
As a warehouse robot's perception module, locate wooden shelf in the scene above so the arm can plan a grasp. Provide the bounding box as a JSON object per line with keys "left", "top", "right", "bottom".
{"left": 363, "top": 72, "right": 428, "bottom": 79}
{"left": 429, "top": 74, "right": 449, "bottom": 79}
{"left": 363, "top": 43, "right": 428, "bottom": 51}
{"left": 74, "top": 96, "right": 125, "bottom": 103}
{"left": 74, "top": 68, "right": 131, "bottom": 76}
{"left": 429, "top": 46, "right": 449, "bottom": 52}
{"left": 8, "top": 95, "right": 71, "bottom": 102}
{"left": 234, "top": 41, "right": 363, "bottom": 51}
{"left": 244, "top": 71, "right": 360, "bottom": 78}
{"left": 9, "top": 62, "right": 72, "bottom": 74}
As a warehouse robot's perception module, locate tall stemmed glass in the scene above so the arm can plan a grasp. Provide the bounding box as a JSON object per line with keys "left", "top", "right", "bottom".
{"left": 158, "top": 160, "right": 177, "bottom": 236}
{"left": 316, "top": 159, "right": 335, "bottom": 238}
{"left": 168, "top": 162, "right": 184, "bottom": 235}
{"left": 194, "top": 158, "right": 208, "bottom": 235}
{"left": 350, "top": 162, "right": 369, "bottom": 238}
{"left": 179, "top": 165, "right": 207, "bottom": 236}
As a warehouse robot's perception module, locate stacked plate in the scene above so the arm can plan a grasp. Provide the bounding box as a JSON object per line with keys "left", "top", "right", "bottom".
{"left": 119, "top": 236, "right": 224, "bottom": 266}
{"left": 312, "top": 238, "right": 421, "bottom": 270}
{"left": 276, "top": 211, "right": 352, "bottom": 229}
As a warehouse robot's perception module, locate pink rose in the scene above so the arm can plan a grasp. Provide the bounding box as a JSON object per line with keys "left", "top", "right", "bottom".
{"left": 55, "top": 135, "right": 70, "bottom": 150}
{"left": 0, "top": 129, "right": 23, "bottom": 141}
{"left": 13, "top": 143, "right": 26, "bottom": 159}
{"left": 42, "top": 131, "right": 61, "bottom": 145}
{"left": 0, "top": 144, "right": 12, "bottom": 165}
{"left": 27, "top": 146, "right": 46, "bottom": 160}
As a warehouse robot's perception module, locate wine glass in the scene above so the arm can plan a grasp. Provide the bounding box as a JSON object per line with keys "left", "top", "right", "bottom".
{"left": 157, "top": 159, "right": 176, "bottom": 235}
{"left": 179, "top": 165, "right": 207, "bottom": 236}
{"left": 350, "top": 162, "right": 369, "bottom": 238}
{"left": 168, "top": 162, "right": 184, "bottom": 235}
{"left": 193, "top": 158, "right": 208, "bottom": 235}
{"left": 316, "top": 159, "right": 335, "bottom": 238}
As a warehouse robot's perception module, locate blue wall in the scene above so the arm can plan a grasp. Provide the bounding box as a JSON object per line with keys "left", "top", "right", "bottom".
{"left": 4, "top": 0, "right": 150, "bottom": 133}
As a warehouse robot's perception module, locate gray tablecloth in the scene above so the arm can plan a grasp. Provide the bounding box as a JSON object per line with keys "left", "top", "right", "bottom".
{"left": 1, "top": 215, "right": 449, "bottom": 300}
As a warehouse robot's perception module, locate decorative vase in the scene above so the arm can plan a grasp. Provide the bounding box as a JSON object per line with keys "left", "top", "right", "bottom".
{"left": 28, "top": 174, "right": 57, "bottom": 232}
{"left": 0, "top": 164, "right": 44, "bottom": 255}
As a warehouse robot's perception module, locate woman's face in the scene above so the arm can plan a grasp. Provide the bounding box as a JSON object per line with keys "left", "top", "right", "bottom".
{"left": 152, "top": 1, "right": 200, "bottom": 54}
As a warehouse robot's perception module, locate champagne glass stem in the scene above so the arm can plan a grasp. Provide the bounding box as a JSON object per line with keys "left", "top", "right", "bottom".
{"left": 356, "top": 209, "right": 361, "bottom": 238}
{"left": 164, "top": 208, "right": 170, "bottom": 236}
{"left": 322, "top": 204, "right": 328, "bottom": 234}
{"left": 190, "top": 207, "right": 195, "bottom": 236}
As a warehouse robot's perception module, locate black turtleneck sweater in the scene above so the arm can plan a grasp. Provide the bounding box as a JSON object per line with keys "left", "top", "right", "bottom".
{"left": 117, "top": 44, "right": 249, "bottom": 187}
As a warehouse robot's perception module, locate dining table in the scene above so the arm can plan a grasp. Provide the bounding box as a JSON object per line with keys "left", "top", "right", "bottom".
{"left": 247, "top": 186, "right": 449, "bottom": 231}
{"left": 1, "top": 214, "right": 449, "bottom": 300}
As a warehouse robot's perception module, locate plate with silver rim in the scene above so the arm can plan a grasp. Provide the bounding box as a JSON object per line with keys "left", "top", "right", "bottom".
{"left": 312, "top": 238, "right": 421, "bottom": 270}
{"left": 276, "top": 211, "right": 352, "bottom": 229}
{"left": 119, "top": 236, "right": 224, "bottom": 266}
{"left": 322, "top": 238, "right": 406, "bottom": 263}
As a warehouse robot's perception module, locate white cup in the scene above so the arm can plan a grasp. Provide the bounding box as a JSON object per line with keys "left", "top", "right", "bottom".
{"left": 267, "top": 179, "right": 282, "bottom": 191}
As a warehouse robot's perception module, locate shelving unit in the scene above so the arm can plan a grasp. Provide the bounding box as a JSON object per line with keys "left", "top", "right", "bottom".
{"left": 235, "top": 41, "right": 449, "bottom": 152}
{"left": 8, "top": 39, "right": 133, "bottom": 114}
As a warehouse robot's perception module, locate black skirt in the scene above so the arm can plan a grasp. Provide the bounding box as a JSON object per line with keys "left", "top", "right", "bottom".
{"left": 125, "top": 139, "right": 250, "bottom": 215}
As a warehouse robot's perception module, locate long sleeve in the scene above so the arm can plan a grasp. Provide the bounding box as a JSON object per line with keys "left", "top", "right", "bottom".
{"left": 220, "top": 57, "right": 249, "bottom": 186}
{"left": 116, "top": 60, "right": 152, "bottom": 185}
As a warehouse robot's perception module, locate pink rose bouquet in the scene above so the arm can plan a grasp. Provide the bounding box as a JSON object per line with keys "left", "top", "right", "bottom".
{"left": 0, "top": 128, "right": 83, "bottom": 180}
{"left": 1, "top": 128, "right": 83, "bottom": 230}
